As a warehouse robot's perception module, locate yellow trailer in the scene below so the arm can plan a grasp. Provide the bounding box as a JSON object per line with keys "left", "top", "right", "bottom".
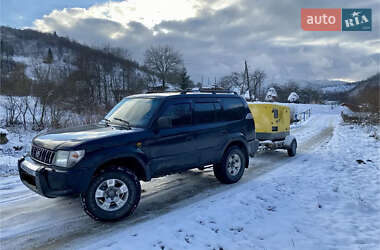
{"left": 248, "top": 103, "right": 297, "bottom": 156}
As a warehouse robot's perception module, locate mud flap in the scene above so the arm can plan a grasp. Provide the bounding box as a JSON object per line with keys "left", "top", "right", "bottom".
{"left": 249, "top": 139, "right": 260, "bottom": 157}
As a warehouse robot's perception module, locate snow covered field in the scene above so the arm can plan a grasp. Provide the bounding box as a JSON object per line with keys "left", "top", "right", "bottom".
{"left": 1, "top": 104, "right": 379, "bottom": 250}
{"left": 0, "top": 127, "right": 36, "bottom": 176}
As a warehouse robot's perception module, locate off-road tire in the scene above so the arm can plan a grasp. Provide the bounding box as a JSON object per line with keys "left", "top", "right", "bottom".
{"left": 81, "top": 168, "right": 141, "bottom": 221}
{"left": 213, "top": 146, "right": 246, "bottom": 184}
{"left": 287, "top": 140, "right": 297, "bottom": 157}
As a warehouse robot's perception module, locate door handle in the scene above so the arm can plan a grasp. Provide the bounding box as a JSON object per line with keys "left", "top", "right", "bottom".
{"left": 221, "top": 130, "right": 228, "bottom": 135}
{"left": 186, "top": 136, "right": 192, "bottom": 141}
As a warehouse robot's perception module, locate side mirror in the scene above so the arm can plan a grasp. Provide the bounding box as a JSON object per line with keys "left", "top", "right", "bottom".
{"left": 157, "top": 116, "right": 172, "bottom": 129}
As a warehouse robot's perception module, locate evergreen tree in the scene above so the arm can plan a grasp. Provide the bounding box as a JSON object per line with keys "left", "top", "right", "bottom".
{"left": 44, "top": 48, "right": 53, "bottom": 64}
{"left": 179, "top": 67, "right": 191, "bottom": 90}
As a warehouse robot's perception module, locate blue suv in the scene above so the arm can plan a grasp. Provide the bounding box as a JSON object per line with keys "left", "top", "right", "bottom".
{"left": 18, "top": 90, "right": 258, "bottom": 221}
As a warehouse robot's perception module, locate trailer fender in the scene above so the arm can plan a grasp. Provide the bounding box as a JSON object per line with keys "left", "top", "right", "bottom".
{"left": 284, "top": 135, "right": 296, "bottom": 149}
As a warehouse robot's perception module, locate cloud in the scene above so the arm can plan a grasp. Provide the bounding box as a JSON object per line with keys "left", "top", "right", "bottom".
{"left": 32, "top": 0, "right": 380, "bottom": 83}
{"left": 34, "top": 0, "right": 206, "bottom": 31}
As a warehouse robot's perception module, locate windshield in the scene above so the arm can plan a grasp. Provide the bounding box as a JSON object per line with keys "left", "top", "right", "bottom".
{"left": 104, "top": 98, "right": 162, "bottom": 128}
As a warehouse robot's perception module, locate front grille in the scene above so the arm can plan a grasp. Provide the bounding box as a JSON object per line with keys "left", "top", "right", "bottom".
{"left": 31, "top": 145, "right": 55, "bottom": 165}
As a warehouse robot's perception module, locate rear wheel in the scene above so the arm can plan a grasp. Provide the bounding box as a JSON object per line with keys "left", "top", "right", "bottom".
{"left": 81, "top": 168, "right": 141, "bottom": 221}
{"left": 214, "top": 146, "right": 246, "bottom": 184}
{"left": 287, "top": 140, "right": 297, "bottom": 157}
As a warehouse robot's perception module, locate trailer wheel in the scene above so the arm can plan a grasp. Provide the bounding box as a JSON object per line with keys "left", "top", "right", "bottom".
{"left": 287, "top": 139, "right": 297, "bottom": 157}
{"left": 214, "top": 146, "right": 246, "bottom": 184}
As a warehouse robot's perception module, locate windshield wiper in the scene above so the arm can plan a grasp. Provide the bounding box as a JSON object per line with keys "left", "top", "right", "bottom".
{"left": 102, "top": 118, "right": 112, "bottom": 126}
{"left": 113, "top": 117, "right": 131, "bottom": 128}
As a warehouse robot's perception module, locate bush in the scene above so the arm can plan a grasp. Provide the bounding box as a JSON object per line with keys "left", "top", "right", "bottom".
{"left": 0, "top": 129, "right": 8, "bottom": 144}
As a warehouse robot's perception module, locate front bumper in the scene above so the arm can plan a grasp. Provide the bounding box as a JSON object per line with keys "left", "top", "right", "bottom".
{"left": 18, "top": 156, "right": 74, "bottom": 198}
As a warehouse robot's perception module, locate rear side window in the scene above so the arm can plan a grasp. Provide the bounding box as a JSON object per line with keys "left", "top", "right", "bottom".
{"left": 160, "top": 103, "right": 191, "bottom": 127}
{"left": 194, "top": 103, "right": 215, "bottom": 124}
{"left": 222, "top": 98, "right": 244, "bottom": 121}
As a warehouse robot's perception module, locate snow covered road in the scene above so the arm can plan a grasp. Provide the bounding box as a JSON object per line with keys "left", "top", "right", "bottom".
{"left": 1, "top": 107, "right": 379, "bottom": 250}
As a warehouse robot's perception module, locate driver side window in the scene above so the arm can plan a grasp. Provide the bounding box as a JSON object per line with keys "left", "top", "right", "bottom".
{"left": 160, "top": 103, "right": 191, "bottom": 128}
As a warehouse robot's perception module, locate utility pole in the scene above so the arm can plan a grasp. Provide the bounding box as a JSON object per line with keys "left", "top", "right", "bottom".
{"left": 244, "top": 60, "right": 251, "bottom": 100}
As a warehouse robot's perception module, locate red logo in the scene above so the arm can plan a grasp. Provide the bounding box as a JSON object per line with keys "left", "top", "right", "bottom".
{"left": 301, "top": 8, "right": 341, "bottom": 31}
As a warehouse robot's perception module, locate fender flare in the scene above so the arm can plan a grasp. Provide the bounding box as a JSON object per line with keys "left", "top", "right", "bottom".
{"left": 94, "top": 148, "right": 151, "bottom": 180}
{"left": 284, "top": 135, "right": 297, "bottom": 149}
{"left": 75, "top": 146, "right": 151, "bottom": 192}
{"left": 219, "top": 134, "right": 250, "bottom": 167}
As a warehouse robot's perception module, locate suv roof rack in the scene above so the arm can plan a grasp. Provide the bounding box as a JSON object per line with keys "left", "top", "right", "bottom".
{"left": 181, "top": 88, "right": 238, "bottom": 95}
{"left": 146, "top": 90, "right": 181, "bottom": 94}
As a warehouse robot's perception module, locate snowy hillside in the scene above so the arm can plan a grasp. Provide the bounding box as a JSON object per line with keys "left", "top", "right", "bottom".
{"left": 1, "top": 26, "right": 147, "bottom": 82}
{"left": 347, "top": 73, "right": 380, "bottom": 98}
{"left": 297, "top": 79, "right": 357, "bottom": 94}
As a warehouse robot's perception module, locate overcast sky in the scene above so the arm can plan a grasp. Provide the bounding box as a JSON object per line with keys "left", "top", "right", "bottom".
{"left": 1, "top": 0, "right": 379, "bottom": 83}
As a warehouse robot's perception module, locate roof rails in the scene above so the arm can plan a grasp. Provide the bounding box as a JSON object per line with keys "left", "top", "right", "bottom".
{"left": 146, "top": 90, "right": 181, "bottom": 94}
{"left": 181, "top": 88, "right": 238, "bottom": 95}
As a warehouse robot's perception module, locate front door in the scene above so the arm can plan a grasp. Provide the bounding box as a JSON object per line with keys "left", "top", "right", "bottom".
{"left": 146, "top": 101, "right": 197, "bottom": 175}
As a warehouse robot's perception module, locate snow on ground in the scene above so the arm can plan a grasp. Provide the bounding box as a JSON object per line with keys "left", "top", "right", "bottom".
{"left": 12, "top": 56, "right": 36, "bottom": 80}
{"left": 0, "top": 95, "right": 38, "bottom": 175}
{"left": 70, "top": 118, "right": 379, "bottom": 250}
{"left": 0, "top": 104, "right": 379, "bottom": 250}
{"left": 12, "top": 55, "right": 77, "bottom": 80}
{"left": 321, "top": 84, "right": 356, "bottom": 94}
{"left": 0, "top": 127, "right": 36, "bottom": 176}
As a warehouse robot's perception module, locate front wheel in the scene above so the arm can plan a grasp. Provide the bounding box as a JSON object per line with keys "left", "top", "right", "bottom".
{"left": 81, "top": 168, "right": 141, "bottom": 221}
{"left": 213, "top": 146, "right": 246, "bottom": 184}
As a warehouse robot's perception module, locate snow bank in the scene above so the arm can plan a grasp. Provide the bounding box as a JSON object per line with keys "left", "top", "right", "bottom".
{"left": 0, "top": 128, "right": 36, "bottom": 176}
{"left": 0, "top": 128, "right": 8, "bottom": 135}
{"left": 287, "top": 92, "right": 299, "bottom": 103}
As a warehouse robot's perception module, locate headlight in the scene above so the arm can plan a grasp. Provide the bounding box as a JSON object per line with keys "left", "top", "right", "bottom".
{"left": 54, "top": 150, "right": 85, "bottom": 168}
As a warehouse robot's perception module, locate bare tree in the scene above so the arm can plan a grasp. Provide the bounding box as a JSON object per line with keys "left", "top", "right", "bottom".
{"left": 218, "top": 72, "right": 244, "bottom": 94}
{"left": 49, "top": 102, "right": 64, "bottom": 128}
{"left": 251, "top": 70, "right": 266, "bottom": 100}
{"left": 144, "top": 45, "right": 183, "bottom": 88}
{"left": 17, "top": 96, "right": 29, "bottom": 129}
{"left": 28, "top": 96, "right": 39, "bottom": 126}
{"left": 219, "top": 75, "right": 234, "bottom": 90}
{"left": 3, "top": 96, "right": 19, "bottom": 125}
{"left": 31, "top": 60, "right": 56, "bottom": 129}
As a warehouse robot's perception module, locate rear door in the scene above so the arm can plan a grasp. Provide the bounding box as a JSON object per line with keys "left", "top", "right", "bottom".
{"left": 221, "top": 97, "right": 247, "bottom": 141}
{"left": 192, "top": 99, "right": 226, "bottom": 165}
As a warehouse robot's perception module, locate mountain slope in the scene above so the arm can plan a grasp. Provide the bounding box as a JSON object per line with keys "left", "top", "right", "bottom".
{"left": 1, "top": 26, "right": 157, "bottom": 112}
{"left": 1, "top": 26, "right": 140, "bottom": 71}
{"left": 297, "top": 79, "right": 358, "bottom": 94}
